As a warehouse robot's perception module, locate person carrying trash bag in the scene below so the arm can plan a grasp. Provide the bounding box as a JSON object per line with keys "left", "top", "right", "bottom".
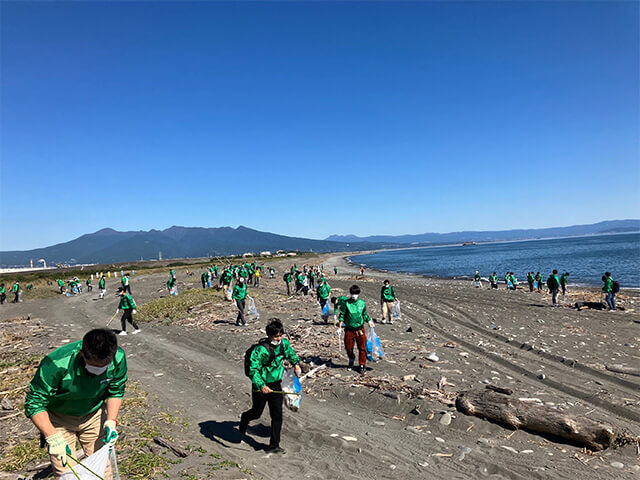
{"left": 339, "top": 285, "right": 374, "bottom": 375}
{"left": 116, "top": 289, "right": 140, "bottom": 336}
{"left": 233, "top": 277, "right": 248, "bottom": 326}
{"left": 379, "top": 280, "right": 398, "bottom": 324}
{"left": 240, "top": 319, "right": 301, "bottom": 454}
{"left": 24, "top": 328, "right": 126, "bottom": 480}
{"left": 316, "top": 276, "right": 332, "bottom": 323}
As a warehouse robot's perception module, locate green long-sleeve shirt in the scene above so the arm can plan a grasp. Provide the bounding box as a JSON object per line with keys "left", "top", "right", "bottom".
{"left": 118, "top": 294, "right": 136, "bottom": 310}
{"left": 57, "top": 280, "right": 64, "bottom": 287}
{"left": 380, "top": 285, "right": 397, "bottom": 302}
{"left": 603, "top": 277, "right": 614, "bottom": 293}
{"left": 24, "top": 341, "right": 127, "bottom": 418}
{"left": 489, "top": 275, "right": 498, "bottom": 284}
{"left": 249, "top": 339, "right": 299, "bottom": 390}
{"left": 560, "top": 275, "right": 568, "bottom": 286}
{"left": 99, "top": 278, "right": 105, "bottom": 289}
{"left": 12, "top": 283, "right": 20, "bottom": 293}
{"left": 232, "top": 283, "right": 247, "bottom": 301}
{"left": 316, "top": 281, "right": 331, "bottom": 300}
{"left": 340, "top": 298, "right": 371, "bottom": 330}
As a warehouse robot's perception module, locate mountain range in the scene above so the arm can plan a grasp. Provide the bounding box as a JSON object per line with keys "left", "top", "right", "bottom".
{"left": 325, "top": 220, "right": 640, "bottom": 244}
{"left": 1, "top": 220, "right": 638, "bottom": 267}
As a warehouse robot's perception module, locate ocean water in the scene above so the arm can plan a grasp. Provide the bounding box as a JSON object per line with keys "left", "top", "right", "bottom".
{"left": 350, "top": 233, "right": 640, "bottom": 288}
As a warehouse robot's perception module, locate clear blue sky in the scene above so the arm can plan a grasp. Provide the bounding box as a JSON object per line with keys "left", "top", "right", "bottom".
{"left": 1, "top": 1, "right": 638, "bottom": 250}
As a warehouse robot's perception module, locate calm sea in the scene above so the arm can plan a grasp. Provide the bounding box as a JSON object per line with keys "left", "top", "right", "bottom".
{"left": 350, "top": 232, "right": 640, "bottom": 288}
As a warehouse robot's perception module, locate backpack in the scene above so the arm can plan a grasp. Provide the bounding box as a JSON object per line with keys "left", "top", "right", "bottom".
{"left": 282, "top": 273, "right": 289, "bottom": 282}
{"left": 546, "top": 276, "right": 556, "bottom": 290}
{"left": 612, "top": 281, "right": 620, "bottom": 294}
{"left": 244, "top": 339, "right": 276, "bottom": 377}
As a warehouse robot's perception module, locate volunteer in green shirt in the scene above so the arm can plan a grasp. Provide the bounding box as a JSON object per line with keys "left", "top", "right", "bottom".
{"left": 547, "top": 269, "right": 561, "bottom": 307}
{"left": 233, "top": 277, "right": 248, "bottom": 326}
{"left": 201, "top": 271, "right": 208, "bottom": 289}
{"left": 116, "top": 291, "right": 140, "bottom": 336}
{"left": 121, "top": 274, "right": 131, "bottom": 294}
{"left": 283, "top": 272, "right": 293, "bottom": 295}
{"left": 380, "top": 280, "right": 398, "bottom": 324}
{"left": 240, "top": 319, "right": 300, "bottom": 453}
{"left": 489, "top": 272, "right": 498, "bottom": 289}
{"left": 86, "top": 278, "right": 92, "bottom": 292}
{"left": 57, "top": 279, "right": 65, "bottom": 294}
{"left": 602, "top": 271, "right": 616, "bottom": 311}
{"left": 316, "top": 277, "right": 332, "bottom": 323}
{"left": 527, "top": 272, "right": 535, "bottom": 292}
{"left": 98, "top": 275, "right": 106, "bottom": 299}
{"left": 25, "top": 328, "right": 126, "bottom": 478}
{"left": 560, "top": 272, "right": 569, "bottom": 296}
{"left": 340, "top": 285, "right": 374, "bottom": 374}
{"left": 12, "top": 281, "right": 21, "bottom": 303}
{"left": 0, "top": 283, "right": 6, "bottom": 304}
{"left": 167, "top": 276, "right": 177, "bottom": 296}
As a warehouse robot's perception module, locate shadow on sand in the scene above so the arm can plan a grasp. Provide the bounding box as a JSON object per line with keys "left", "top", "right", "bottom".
{"left": 199, "top": 420, "right": 268, "bottom": 451}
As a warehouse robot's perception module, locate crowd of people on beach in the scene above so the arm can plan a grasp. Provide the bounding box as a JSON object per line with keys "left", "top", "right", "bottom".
{"left": 11, "top": 256, "right": 627, "bottom": 478}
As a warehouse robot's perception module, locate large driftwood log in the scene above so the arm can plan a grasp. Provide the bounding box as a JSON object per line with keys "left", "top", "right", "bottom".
{"left": 153, "top": 437, "right": 190, "bottom": 457}
{"left": 456, "top": 390, "right": 615, "bottom": 451}
{"left": 605, "top": 364, "right": 640, "bottom": 378}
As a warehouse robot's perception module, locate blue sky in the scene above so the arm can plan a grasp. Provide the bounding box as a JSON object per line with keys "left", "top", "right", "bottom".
{"left": 1, "top": 1, "right": 638, "bottom": 251}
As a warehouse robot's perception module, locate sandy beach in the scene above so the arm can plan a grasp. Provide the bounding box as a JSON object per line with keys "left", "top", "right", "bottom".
{"left": 1, "top": 253, "right": 639, "bottom": 479}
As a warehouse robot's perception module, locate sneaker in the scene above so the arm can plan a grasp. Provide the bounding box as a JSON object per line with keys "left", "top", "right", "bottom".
{"left": 131, "top": 329, "right": 141, "bottom": 335}
{"left": 347, "top": 359, "right": 354, "bottom": 371}
{"left": 118, "top": 331, "right": 128, "bottom": 336}
{"left": 265, "top": 446, "right": 285, "bottom": 454}
{"left": 359, "top": 365, "right": 366, "bottom": 376}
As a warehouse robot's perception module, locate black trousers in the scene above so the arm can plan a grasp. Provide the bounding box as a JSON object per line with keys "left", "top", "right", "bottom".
{"left": 236, "top": 299, "right": 246, "bottom": 325}
{"left": 0, "top": 293, "right": 5, "bottom": 304}
{"left": 123, "top": 285, "right": 131, "bottom": 294}
{"left": 121, "top": 309, "right": 139, "bottom": 331}
{"left": 240, "top": 381, "right": 283, "bottom": 448}
{"left": 286, "top": 282, "right": 290, "bottom": 295}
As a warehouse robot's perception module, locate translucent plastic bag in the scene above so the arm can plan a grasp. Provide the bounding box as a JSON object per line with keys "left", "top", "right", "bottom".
{"left": 392, "top": 301, "right": 401, "bottom": 319}
{"left": 59, "top": 445, "right": 112, "bottom": 480}
{"left": 366, "top": 326, "right": 384, "bottom": 362}
{"left": 321, "top": 301, "right": 330, "bottom": 317}
{"left": 281, "top": 368, "right": 302, "bottom": 412}
{"left": 247, "top": 297, "right": 259, "bottom": 319}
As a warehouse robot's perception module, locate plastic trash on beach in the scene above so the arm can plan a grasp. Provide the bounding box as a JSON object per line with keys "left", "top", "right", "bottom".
{"left": 321, "top": 302, "right": 330, "bottom": 317}
{"left": 59, "top": 445, "right": 113, "bottom": 480}
{"left": 282, "top": 368, "right": 302, "bottom": 412}
{"left": 247, "top": 296, "right": 259, "bottom": 320}
{"left": 392, "top": 301, "right": 401, "bottom": 320}
{"left": 366, "top": 326, "right": 384, "bottom": 361}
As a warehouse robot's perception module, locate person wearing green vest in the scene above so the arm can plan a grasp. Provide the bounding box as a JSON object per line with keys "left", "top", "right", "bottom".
{"left": 12, "top": 281, "right": 21, "bottom": 303}
{"left": 547, "top": 269, "right": 561, "bottom": 307}
{"left": 201, "top": 271, "right": 208, "bottom": 289}
{"left": 283, "top": 272, "right": 292, "bottom": 295}
{"left": 334, "top": 266, "right": 338, "bottom": 275}
{"left": 535, "top": 272, "right": 543, "bottom": 291}
{"left": 316, "top": 277, "right": 332, "bottom": 323}
{"left": 0, "top": 283, "right": 6, "bottom": 304}
{"left": 121, "top": 273, "right": 131, "bottom": 294}
{"left": 339, "top": 285, "right": 374, "bottom": 375}
{"left": 98, "top": 275, "right": 106, "bottom": 299}
{"left": 560, "top": 272, "right": 569, "bottom": 296}
{"left": 25, "top": 328, "right": 126, "bottom": 479}
{"left": 474, "top": 271, "right": 482, "bottom": 288}
{"left": 116, "top": 290, "right": 139, "bottom": 335}
{"left": 167, "top": 276, "right": 177, "bottom": 296}
{"left": 296, "top": 271, "right": 309, "bottom": 295}
{"left": 86, "top": 278, "right": 92, "bottom": 292}
{"left": 240, "top": 319, "right": 301, "bottom": 453}
{"left": 380, "top": 280, "right": 398, "bottom": 324}
{"left": 602, "top": 272, "right": 616, "bottom": 311}
{"left": 57, "top": 279, "right": 65, "bottom": 294}
{"left": 233, "top": 277, "right": 248, "bottom": 326}
{"left": 527, "top": 272, "right": 535, "bottom": 292}
{"left": 489, "top": 272, "right": 498, "bottom": 289}
{"left": 307, "top": 269, "right": 316, "bottom": 289}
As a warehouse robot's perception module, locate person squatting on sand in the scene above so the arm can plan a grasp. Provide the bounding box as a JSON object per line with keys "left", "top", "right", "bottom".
{"left": 117, "top": 289, "right": 140, "bottom": 335}
{"left": 25, "top": 328, "right": 127, "bottom": 479}
{"left": 240, "top": 319, "right": 301, "bottom": 454}
{"left": 380, "top": 279, "right": 398, "bottom": 324}
{"left": 340, "top": 285, "right": 374, "bottom": 375}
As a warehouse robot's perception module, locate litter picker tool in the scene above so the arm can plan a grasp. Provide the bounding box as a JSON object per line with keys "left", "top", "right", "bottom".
{"left": 66, "top": 452, "right": 106, "bottom": 480}
{"left": 105, "top": 311, "right": 118, "bottom": 327}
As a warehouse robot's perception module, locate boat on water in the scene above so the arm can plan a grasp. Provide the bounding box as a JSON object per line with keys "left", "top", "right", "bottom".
{"left": 462, "top": 241, "right": 477, "bottom": 246}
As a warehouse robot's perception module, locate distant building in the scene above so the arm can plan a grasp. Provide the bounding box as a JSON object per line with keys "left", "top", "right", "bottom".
{"left": 242, "top": 252, "right": 254, "bottom": 258}
{"left": 286, "top": 252, "right": 297, "bottom": 257}
{"left": 260, "top": 251, "right": 272, "bottom": 256}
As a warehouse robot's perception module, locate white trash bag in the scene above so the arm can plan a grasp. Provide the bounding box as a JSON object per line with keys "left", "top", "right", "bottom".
{"left": 392, "top": 301, "right": 401, "bottom": 320}
{"left": 281, "top": 368, "right": 302, "bottom": 412}
{"left": 247, "top": 296, "right": 259, "bottom": 320}
{"left": 59, "top": 445, "right": 114, "bottom": 480}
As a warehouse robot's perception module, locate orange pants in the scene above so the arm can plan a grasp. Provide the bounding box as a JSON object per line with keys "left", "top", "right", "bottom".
{"left": 344, "top": 327, "right": 367, "bottom": 366}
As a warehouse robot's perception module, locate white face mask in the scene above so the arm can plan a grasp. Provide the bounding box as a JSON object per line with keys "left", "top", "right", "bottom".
{"left": 85, "top": 364, "right": 108, "bottom": 376}
{"left": 270, "top": 339, "right": 282, "bottom": 346}
{"left": 351, "top": 294, "right": 359, "bottom": 300}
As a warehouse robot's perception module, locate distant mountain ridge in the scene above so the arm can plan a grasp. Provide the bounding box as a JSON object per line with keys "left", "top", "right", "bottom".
{"left": 0, "top": 226, "right": 381, "bottom": 267}
{"left": 326, "top": 220, "right": 640, "bottom": 244}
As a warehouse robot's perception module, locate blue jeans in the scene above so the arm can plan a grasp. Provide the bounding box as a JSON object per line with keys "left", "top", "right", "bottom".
{"left": 605, "top": 292, "right": 616, "bottom": 311}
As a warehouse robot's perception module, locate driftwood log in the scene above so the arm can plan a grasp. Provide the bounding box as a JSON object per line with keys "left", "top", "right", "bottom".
{"left": 605, "top": 364, "right": 640, "bottom": 378}
{"left": 153, "top": 437, "right": 190, "bottom": 457}
{"left": 456, "top": 390, "right": 615, "bottom": 451}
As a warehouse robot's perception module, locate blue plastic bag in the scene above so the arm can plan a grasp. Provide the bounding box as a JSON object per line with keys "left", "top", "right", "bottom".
{"left": 321, "top": 302, "right": 330, "bottom": 317}
{"left": 367, "top": 326, "right": 384, "bottom": 361}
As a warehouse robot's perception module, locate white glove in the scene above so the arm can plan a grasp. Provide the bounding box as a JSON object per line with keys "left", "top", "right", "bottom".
{"left": 46, "top": 431, "right": 71, "bottom": 466}
{"left": 115, "top": 309, "right": 120, "bottom": 315}
{"left": 368, "top": 320, "right": 375, "bottom": 328}
{"left": 294, "top": 364, "right": 302, "bottom": 377}
{"left": 103, "top": 419, "right": 118, "bottom": 447}
{"left": 132, "top": 309, "right": 137, "bottom": 314}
